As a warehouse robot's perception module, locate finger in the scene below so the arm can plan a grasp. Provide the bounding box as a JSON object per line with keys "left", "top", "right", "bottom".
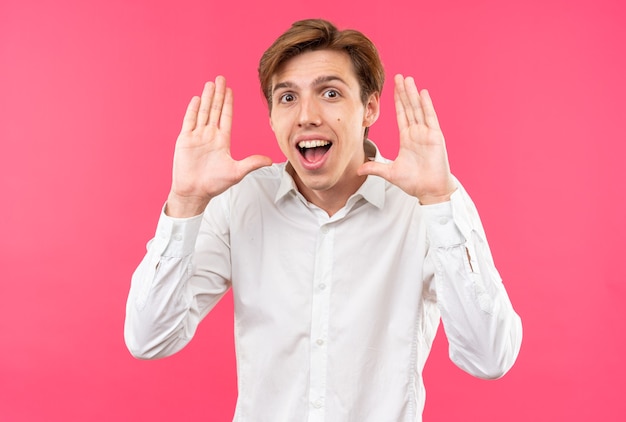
{"left": 219, "top": 87, "right": 233, "bottom": 135}
{"left": 403, "top": 76, "right": 425, "bottom": 125}
{"left": 419, "top": 89, "right": 441, "bottom": 130}
{"left": 181, "top": 96, "right": 200, "bottom": 133}
{"left": 357, "top": 160, "right": 391, "bottom": 180}
{"left": 394, "top": 74, "right": 410, "bottom": 132}
{"left": 208, "top": 75, "right": 227, "bottom": 128}
{"left": 197, "top": 81, "right": 216, "bottom": 127}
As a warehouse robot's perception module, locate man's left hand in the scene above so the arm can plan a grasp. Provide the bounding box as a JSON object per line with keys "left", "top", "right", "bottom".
{"left": 358, "top": 74, "right": 456, "bottom": 204}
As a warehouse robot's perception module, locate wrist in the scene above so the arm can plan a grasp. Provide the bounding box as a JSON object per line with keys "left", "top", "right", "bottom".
{"left": 165, "top": 191, "right": 210, "bottom": 218}
{"left": 417, "top": 178, "right": 457, "bottom": 205}
{"left": 419, "top": 189, "right": 456, "bottom": 205}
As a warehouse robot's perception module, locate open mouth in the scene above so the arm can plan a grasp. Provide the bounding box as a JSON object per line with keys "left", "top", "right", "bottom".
{"left": 297, "top": 140, "right": 332, "bottom": 163}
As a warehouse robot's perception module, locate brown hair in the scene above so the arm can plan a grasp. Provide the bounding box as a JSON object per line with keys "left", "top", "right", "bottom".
{"left": 258, "top": 19, "right": 385, "bottom": 112}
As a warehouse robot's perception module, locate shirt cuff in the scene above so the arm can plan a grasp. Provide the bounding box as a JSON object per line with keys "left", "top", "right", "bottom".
{"left": 152, "top": 207, "right": 203, "bottom": 257}
{"left": 422, "top": 189, "right": 470, "bottom": 247}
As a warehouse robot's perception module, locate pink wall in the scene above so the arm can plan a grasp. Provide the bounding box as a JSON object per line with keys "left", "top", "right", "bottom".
{"left": 1, "top": 0, "right": 625, "bottom": 420}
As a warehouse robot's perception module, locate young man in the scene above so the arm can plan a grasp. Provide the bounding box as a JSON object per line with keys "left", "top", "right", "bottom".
{"left": 125, "top": 19, "right": 522, "bottom": 421}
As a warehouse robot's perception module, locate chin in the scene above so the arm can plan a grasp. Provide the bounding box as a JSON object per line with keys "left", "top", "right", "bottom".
{"left": 295, "top": 172, "right": 335, "bottom": 193}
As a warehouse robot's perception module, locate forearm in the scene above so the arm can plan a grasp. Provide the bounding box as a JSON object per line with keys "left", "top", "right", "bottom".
{"left": 424, "top": 186, "right": 522, "bottom": 379}
{"left": 126, "top": 263, "right": 213, "bottom": 361}
{"left": 124, "top": 209, "right": 229, "bottom": 359}
{"left": 430, "top": 242, "right": 522, "bottom": 379}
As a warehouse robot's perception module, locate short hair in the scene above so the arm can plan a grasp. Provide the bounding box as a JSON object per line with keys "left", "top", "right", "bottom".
{"left": 258, "top": 19, "right": 385, "bottom": 112}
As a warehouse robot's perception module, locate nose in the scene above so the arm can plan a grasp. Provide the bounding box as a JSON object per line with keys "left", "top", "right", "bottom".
{"left": 297, "top": 97, "right": 322, "bottom": 127}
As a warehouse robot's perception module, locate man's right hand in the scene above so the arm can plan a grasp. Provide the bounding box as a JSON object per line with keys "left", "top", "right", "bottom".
{"left": 166, "top": 76, "right": 273, "bottom": 218}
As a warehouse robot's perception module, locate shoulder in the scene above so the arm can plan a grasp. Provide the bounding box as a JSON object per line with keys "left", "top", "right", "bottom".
{"left": 205, "top": 163, "right": 286, "bottom": 221}
{"left": 229, "top": 163, "right": 285, "bottom": 200}
{"left": 238, "top": 163, "right": 284, "bottom": 187}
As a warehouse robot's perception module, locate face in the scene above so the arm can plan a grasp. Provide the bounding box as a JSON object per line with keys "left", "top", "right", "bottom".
{"left": 269, "top": 49, "right": 380, "bottom": 209}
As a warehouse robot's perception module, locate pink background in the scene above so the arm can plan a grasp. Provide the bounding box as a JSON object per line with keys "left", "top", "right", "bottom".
{"left": 2, "top": 0, "right": 625, "bottom": 420}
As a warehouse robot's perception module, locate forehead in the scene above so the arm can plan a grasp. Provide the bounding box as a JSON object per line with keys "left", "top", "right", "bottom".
{"left": 271, "top": 49, "right": 358, "bottom": 88}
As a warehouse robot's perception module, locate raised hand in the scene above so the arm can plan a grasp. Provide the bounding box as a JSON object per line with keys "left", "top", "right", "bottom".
{"left": 358, "top": 74, "right": 456, "bottom": 204}
{"left": 166, "top": 76, "right": 272, "bottom": 217}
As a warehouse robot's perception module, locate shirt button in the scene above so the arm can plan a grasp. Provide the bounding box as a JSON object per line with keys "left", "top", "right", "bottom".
{"left": 173, "top": 233, "right": 182, "bottom": 241}
{"left": 438, "top": 217, "right": 449, "bottom": 225}
{"left": 316, "top": 339, "right": 324, "bottom": 346}
{"left": 320, "top": 226, "right": 329, "bottom": 234}
{"left": 319, "top": 283, "right": 326, "bottom": 290}
{"left": 313, "top": 399, "right": 323, "bottom": 408}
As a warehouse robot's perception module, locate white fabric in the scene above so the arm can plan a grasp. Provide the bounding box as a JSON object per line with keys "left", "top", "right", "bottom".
{"left": 125, "top": 141, "right": 522, "bottom": 422}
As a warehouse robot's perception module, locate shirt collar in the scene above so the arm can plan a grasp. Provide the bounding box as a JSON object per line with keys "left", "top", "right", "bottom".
{"left": 274, "top": 139, "right": 386, "bottom": 210}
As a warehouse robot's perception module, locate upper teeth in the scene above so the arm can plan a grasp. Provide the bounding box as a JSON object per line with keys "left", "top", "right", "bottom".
{"left": 298, "top": 140, "right": 330, "bottom": 149}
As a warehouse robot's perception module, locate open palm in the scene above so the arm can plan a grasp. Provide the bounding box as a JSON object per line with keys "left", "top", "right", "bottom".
{"left": 359, "top": 74, "right": 456, "bottom": 204}
{"left": 167, "top": 76, "right": 272, "bottom": 217}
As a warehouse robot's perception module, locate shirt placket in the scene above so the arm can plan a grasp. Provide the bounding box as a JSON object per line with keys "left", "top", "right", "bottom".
{"left": 307, "top": 220, "right": 334, "bottom": 421}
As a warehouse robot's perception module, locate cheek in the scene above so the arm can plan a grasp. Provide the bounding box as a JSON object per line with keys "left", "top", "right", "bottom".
{"left": 270, "top": 124, "right": 292, "bottom": 154}
{"left": 269, "top": 115, "right": 284, "bottom": 137}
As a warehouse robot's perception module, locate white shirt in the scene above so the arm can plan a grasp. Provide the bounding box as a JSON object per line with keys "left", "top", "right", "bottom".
{"left": 124, "top": 142, "right": 522, "bottom": 422}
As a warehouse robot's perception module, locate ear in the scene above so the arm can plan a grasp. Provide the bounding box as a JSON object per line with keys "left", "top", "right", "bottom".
{"left": 363, "top": 92, "right": 381, "bottom": 127}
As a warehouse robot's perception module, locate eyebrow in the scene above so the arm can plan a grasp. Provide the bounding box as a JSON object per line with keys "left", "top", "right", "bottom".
{"left": 272, "top": 75, "right": 348, "bottom": 96}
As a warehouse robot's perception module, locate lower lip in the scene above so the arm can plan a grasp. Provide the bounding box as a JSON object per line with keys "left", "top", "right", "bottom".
{"left": 297, "top": 146, "right": 331, "bottom": 171}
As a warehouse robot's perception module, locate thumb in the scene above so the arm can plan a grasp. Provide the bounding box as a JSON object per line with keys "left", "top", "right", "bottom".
{"left": 235, "top": 155, "right": 273, "bottom": 179}
{"left": 357, "top": 161, "right": 391, "bottom": 179}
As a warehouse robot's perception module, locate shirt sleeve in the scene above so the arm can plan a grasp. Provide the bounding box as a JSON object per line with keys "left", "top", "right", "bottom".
{"left": 124, "top": 194, "right": 232, "bottom": 359}
{"left": 422, "top": 181, "right": 523, "bottom": 379}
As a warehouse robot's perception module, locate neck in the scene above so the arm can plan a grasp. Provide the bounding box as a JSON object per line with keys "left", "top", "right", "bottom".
{"left": 294, "top": 172, "right": 367, "bottom": 217}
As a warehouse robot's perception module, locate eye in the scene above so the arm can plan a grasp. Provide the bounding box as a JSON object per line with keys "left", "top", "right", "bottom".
{"left": 279, "top": 93, "right": 295, "bottom": 103}
{"left": 323, "top": 89, "right": 340, "bottom": 99}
